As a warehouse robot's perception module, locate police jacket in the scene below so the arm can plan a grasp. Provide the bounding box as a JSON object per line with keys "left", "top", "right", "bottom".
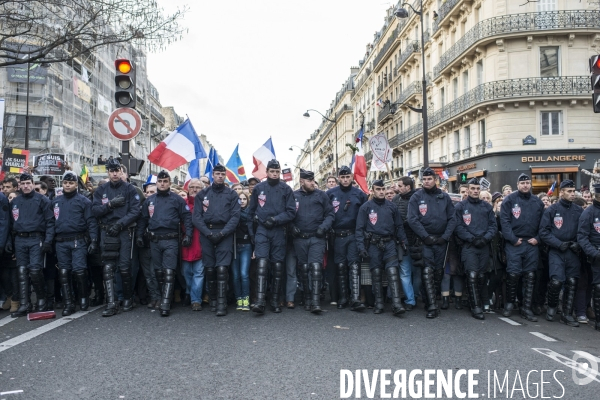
{"left": 577, "top": 200, "right": 600, "bottom": 259}
{"left": 407, "top": 186, "right": 457, "bottom": 241}
{"left": 52, "top": 191, "right": 98, "bottom": 241}
{"left": 326, "top": 184, "right": 368, "bottom": 230}
{"left": 454, "top": 196, "right": 497, "bottom": 243}
{"left": 292, "top": 188, "right": 334, "bottom": 233}
{"left": 500, "top": 190, "right": 544, "bottom": 245}
{"left": 92, "top": 180, "right": 141, "bottom": 227}
{"left": 539, "top": 198, "right": 582, "bottom": 249}
{"left": 0, "top": 193, "right": 10, "bottom": 250}
{"left": 137, "top": 189, "right": 193, "bottom": 237}
{"left": 193, "top": 183, "right": 240, "bottom": 237}
{"left": 356, "top": 197, "right": 407, "bottom": 252}
{"left": 392, "top": 190, "right": 416, "bottom": 243}
{"left": 237, "top": 207, "right": 252, "bottom": 244}
{"left": 248, "top": 179, "right": 296, "bottom": 230}
{"left": 10, "top": 191, "right": 54, "bottom": 243}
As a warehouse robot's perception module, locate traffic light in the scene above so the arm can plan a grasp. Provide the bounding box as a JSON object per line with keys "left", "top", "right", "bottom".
{"left": 457, "top": 172, "right": 468, "bottom": 184}
{"left": 115, "top": 59, "right": 136, "bottom": 109}
{"left": 590, "top": 55, "right": 600, "bottom": 113}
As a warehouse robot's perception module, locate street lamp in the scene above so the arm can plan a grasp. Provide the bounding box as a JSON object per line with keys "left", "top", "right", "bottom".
{"left": 395, "top": 1, "right": 430, "bottom": 168}
{"left": 289, "top": 145, "right": 312, "bottom": 171}
{"left": 303, "top": 109, "right": 338, "bottom": 173}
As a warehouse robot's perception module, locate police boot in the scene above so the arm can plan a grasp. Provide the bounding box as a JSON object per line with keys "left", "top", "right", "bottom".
{"left": 467, "top": 271, "right": 484, "bottom": 320}
{"left": 594, "top": 284, "right": 600, "bottom": 331}
{"left": 59, "top": 269, "right": 76, "bottom": 317}
{"left": 299, "top": 263, "right": 311, "bottom": 311}
{"left": 102, "top": 265, "right": 119, "bottom": 317}
{"left": 310, "top": 263, "right": 323, "bottom": 313}
{"left": 386, "top": 266, "right": 405, "bottom": 316}
{"left": 337, "top": 263, "right": 349, "bottom": 309}
{"left": 160, "top": 269, "right": 175, "bottom": 317}
{"left": 270, "top": 262, "right": 284, "bottom": 313}
{"left": 349, "top": 262, "right": 365, "bottom": 311}
{"left": 372, "top": 268, "right": 384, "bottom": 314}
{"left": 441, "top": 296, "right": 449, "bottom": 310}
{"left": 11, "top": 266, "right": 31, "bottom": 318}
{"left": 252, "top": 258, "right": 268, "bottom": 314}
{"left": 502, "top": 273, "right": 520, "bottom": 318}
{"left": 216, "top": 266, "right": 228, "bottom": 316}
{"left": 520, "top": 271, "right": 538, "bottom": 322}
{"left": 74, "top": 269, "right": 90, "bottom": 311}
{"left": 560, "top": 277, "right": 579, "bottom": 327}
{"left": 422, "top": 267, "right": 438, "bottom": 319}
{"left": 119, "top": 267, "right": 134, "bottom": 312}
{"left": 545, "top": 279, "right": 562, "bottom": 322}
{"left": 29, "top": 269, "right": 48, "bottom": 312}
{"left": 205, "top": 267, "right": 217, "bottom": 312}
{"left": 45, "top": 280, "right": 55, "bottom": 310}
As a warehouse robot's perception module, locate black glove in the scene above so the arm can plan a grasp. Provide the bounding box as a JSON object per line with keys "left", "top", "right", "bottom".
{"left": 434, "top": 236, "right": 447, "bottom": 245}
{"left": 291, "top": 225, "right": 301, "bottom": 237}
{"left": 569, "top": 242, "right": 581, "bottom": 253}
{"left": 41, "top": 242, "right": 52, "bottom": 254}
{"left": 472, "top": 237, "right": 486, "bottom": 249}
{"left": 107, "top": 223, "right": 122, "bottom": 237}
{"left": 182, "top": 235, "right": 191, "bottom": 247}
{"left": 208, "top": 232, "right": 224, "bottom": 244}
{"left": 87, "top": 240, "right": 98, "bottom": 254}
{"left": 5, "top": 241, "right": 13, "bottom": 254}
{"left": 263, "top": 217, "right": 276, "bottom": 229}
{"left": 135, "top": 237, "right": 145, "bottom": 248}
{"left": 359, "top": 250, "right": 369, "bottom": 259}
{"left": 108, "top": 195, "right": 126, "bottom": 209}
{"left": 558, "top": 242, "right": 570, "bottom": 252}
{"left": 315, "top": 228, "right": 326, "bottom": 238}
{"left": 422, "top": 235, "right": 436, "bottom": 246}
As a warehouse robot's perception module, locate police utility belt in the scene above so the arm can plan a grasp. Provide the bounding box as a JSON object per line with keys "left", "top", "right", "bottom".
{"left": 13, "top": 231, "right": 43, "bottom": 238}
{"left": 365, "top": 232, "right": 394, "bottom": 250}
{"left": 149, "top": 232, "right": 179, "bottom": 242}
{"left": 297, "top": 231, "right": 317, "bottom": 239}
{"left": 206, "top": 223, "right": 226, "bottom": 230}
{"left": 55, "top": 233, "right": 87, "bottom": 242}
{"left": 334, "top": 229, "right": 354, "bottom": 238}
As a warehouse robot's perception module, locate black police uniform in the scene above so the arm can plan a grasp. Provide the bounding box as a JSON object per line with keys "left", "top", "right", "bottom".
{"left": 0, "top": 193, "right": 12, "bottom": 308}
{"left": 247, "top": 159, "right": 296, "bottom": 313}
{"left": 326, "top": 168, "right": 368, "bottom": 310}
{"left": 407, "top": 169, "right": 457, "bottom": 319}
{"left": 355, "top": 184, "right": 408, "bottom": 316}
{"left": 52, "top": 173, "right": 99, "bottom": 316}
{"left": 454, "top": 184, "right": 497, "bottom": 320}
{"left": 92, "top": 160, "right": 141, "bottom": 317}
{"left": 292, "top": 170, "right": 334, "bottom": 313}
{"left": 193, "top": 169, "right": 240, "bottom": 316}
{"left": 137, "top": 175, "right": 192, "bottom": 317}
{"left": 539, "top": 185, "right": 583, "bottom": 326}
{"left": 499, "top": 174, "right": 545, "bottom": 321}
{"left": 0, "top": 192, "right": 10, "bottom": 261}
{"left": 577, "top": 186, "right": 600, "bottom": 331}
{"left": 10, "top": 174, "right": 55, "bottom": 317}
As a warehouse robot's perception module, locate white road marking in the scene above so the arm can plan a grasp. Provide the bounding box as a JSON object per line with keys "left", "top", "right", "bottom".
{"left": 530, "top": 332, "right": 557, "bottom": 342}
{"left": 532, "top": 348, "right": 600, "bottom": 384}
{"left": 0, "top": 390, "right": 24, "bottom": 395}
{"left": 0, "top": 315, "right": 16, "bottom": 328}
{"left": 572, "top": 351, "right": 600, "bottom": 364}
{"left": 498, "top": 317, "right": 521, "bottom": 326}
{"left": 0, "top": 306, "right": 101, "bottom": 353}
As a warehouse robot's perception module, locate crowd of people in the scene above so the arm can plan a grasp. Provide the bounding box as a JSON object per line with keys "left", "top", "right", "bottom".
{"left": 0, "top": 157, "right": 599, "bottom": 333}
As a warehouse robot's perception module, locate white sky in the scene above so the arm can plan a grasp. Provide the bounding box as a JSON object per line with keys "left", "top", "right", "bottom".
{"left": 147, "top": 0, "right": 392, "bottom": 175}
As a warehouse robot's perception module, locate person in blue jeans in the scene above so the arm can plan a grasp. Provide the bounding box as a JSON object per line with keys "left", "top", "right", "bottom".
{"left": 182, "top": 179, "right": 204, "bottom": 311}
{"left": 232, "top": 192, "right": 252, "bottom": 311}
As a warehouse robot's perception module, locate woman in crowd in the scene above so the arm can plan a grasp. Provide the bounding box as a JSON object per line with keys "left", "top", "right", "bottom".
{"left": 538, "top": 193, "right": 551, "bottom": 208}
{"left": 231, "top": 192, "right": 252, "bottom": 311}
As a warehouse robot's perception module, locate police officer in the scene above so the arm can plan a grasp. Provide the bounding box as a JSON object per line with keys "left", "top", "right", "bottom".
{"left": 539, "top": 180, "right": 582, "bottom": 326}
{"left": 326, "top": 166, "right": 368, "bottom": 310}
{"left": 52, "top": 172, "right": 98, "bottom": 316}
{"left": 10, "top": 173, "right": 55, "bottom": 317}
{"left": 577, "top": 183, "right": 600, "bottom": 331}
{"left": 356, "top": 179, "right": 407, "bottom": 315}
{"left": 193, "top": 164, "right": 240, "bottom": 316}
{"left": 247, "top": 159, "right": 295, "bottom": 314}
{"left": 292, "top": 169, "right": 334, "bottom": 313}
{"left": 454, "top": 178, "right": 497, "bottom": 320}
{"left": 407, "top": 168, "right": 457, "bottom": 319}
{"left": 92, "top": 158, "right": 141, "bottom": 317}
{"left": 500, "top": 173, "right": 545, "bottom": 321}
{"left": 136, "top": 170, "right": 192, "bottom": 317}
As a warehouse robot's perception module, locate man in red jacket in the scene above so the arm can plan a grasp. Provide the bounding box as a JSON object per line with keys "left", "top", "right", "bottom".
{"left": 182, "top": 179, "right": 204, "bottom": 311}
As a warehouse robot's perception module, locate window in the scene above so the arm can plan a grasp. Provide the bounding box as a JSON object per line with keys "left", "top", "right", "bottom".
{"left": 540, "top": 47, "right": 559, "bottom": 77}
{"left": 537, "top": 0, "right": 557, "bottom": 11}
{"left": 453, "top": 130, "right": 460, "bottom": 152}
{"left": 464, "top": 126, "right": 471, "bottom": 149}
{"left": 478, "top": 119, "right": 486, "bottom": 144}
{"left": 441, "top": 136, "right": 446, "bottom": 156}
{"left": 462, "top": 71, "right": 468, "bottom": 94}
{"left": 476, "top": 61, "right": 484, "bottom": 86}
{"left": 440, "top": 87, "right": 446, "bottom": 107}
{"left": 452, "top": 78, "right": 458, "bottom": 100}
{"left": 540, "top": 111, "right": 562, "bottom": 135}
{"left": 408, "top": 150, "right": 412, "bottom": 167}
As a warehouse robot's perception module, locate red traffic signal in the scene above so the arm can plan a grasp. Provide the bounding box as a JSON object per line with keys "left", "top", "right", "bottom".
{"left": 116, "top": 59, "right": 132, "bottom": 74}
{"left": 114, "top": 59, "right": 136, "bottom": 109}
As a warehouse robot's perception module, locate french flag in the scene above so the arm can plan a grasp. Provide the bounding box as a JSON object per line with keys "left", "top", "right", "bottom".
{"left": 183, "top": 159, "right": 201, "bottom": 190}
{"left": 148, "top": 119, "right": 207, "bottom": 171}
{"left": 251, "top": 138, "right": 276, "bottom": 181}
{"left": 547, "top": 181, "right": 557, "bottom": 196}
{"left": 351, "top": 127, "right": 368, "bottom": 194}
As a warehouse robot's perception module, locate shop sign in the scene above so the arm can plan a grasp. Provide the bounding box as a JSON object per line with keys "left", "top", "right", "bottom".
{"left": 521, "top": 155, "right": 586, "bottom": 162}
{"left": 457, "top": 163, "right": 476, "bottom": 172}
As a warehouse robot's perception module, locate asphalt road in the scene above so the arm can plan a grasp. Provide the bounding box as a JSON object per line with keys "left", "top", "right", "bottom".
{"left": 1, "top": 302, "right": 599, "bottom": 399}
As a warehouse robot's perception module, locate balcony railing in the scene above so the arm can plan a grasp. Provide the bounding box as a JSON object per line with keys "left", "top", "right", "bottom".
{"left": 439, "top": 155, "right": 447, "bottom": 162}
{"left": 476, "top": 143, "right": 486, "bottom": 155}
{"left": 452, "top": 151, "right": 461, "bottom": 162}
{"left": 389, "top": 133, "right": 402, "bottom": 148}
{"left": 462, "top": 148, "right": 471, "bottom": 158}
{"left": 397, "top": 40, "right": 420, "bottom": 70}
{"left": 365, "top": 151, "right": 373, "bottom": 162}
{"left": 434, "top": 10, "right": 600, "bottom": 79}
{"left": 373, "top": 25, "right": 401, "bottom": 70}
{"left": 432, "top": 0, "right": 460, "bottom": 33}
{"left": 377, "top": 103, "right": 394, "bottom": 123}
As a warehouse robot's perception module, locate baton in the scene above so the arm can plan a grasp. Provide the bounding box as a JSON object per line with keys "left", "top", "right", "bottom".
{"left": 442, "top": 240, "right": 450, "bottom": 269}
{"left": 233, "top": 232, "right": 237, "bottom": 260}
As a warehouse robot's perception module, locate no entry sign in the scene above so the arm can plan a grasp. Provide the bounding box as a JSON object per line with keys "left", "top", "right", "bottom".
{"left": 107, "top": 108, "right": 142, "bottom": 141}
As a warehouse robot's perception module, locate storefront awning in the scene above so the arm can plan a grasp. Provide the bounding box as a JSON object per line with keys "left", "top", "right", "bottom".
{"left": 530, "top": 165, "right": 580, "bottom": 173}
{"left": 467, "top": 170, "right": 486, "bottom": 178}
{"left": 447, "top": 175, "right": 457, "bottom": 182}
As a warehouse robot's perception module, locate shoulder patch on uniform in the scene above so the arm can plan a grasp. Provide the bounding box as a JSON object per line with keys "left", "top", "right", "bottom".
{"left": 185, "top": 205, "right": 190, "bottom": 211}
{"left": 135, "top": 194, "right": 140, "bottom": 200}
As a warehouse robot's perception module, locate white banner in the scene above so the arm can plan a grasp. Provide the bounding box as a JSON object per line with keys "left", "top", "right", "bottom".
{"left": 368, "top": 133, "right": 392, "bottom": 172}
{"left": 97, "top": 94, "right": 112, "bottom": 115}
{"left": 0, "top": 98, "right": 4, "bottom": 147}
